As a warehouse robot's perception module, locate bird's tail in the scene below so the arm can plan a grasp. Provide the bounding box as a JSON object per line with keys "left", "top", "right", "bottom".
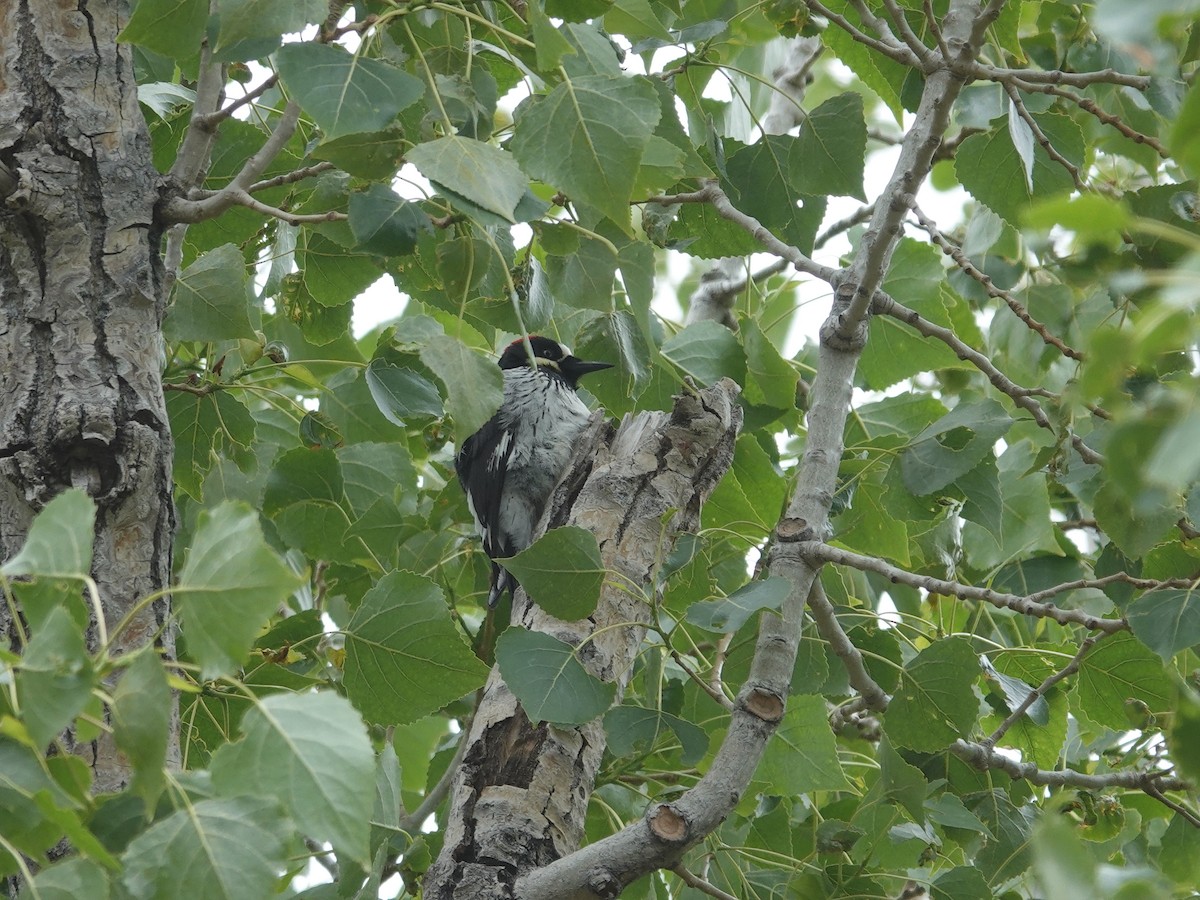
{"left": 488, "top": 564, "right": 519, "bottom": 608}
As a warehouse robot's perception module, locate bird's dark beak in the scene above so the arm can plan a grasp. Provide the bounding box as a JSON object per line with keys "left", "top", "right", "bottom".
{"left": 560, "top": 357, "right": 613, "bottom": 381}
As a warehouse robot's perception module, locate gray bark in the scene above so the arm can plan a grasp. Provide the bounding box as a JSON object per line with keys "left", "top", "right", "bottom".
{"left": 424, "top": 380, "right": 742, "bottom": 898}
{"left": 0, "top": 0, "right": 176, "bottom": 793}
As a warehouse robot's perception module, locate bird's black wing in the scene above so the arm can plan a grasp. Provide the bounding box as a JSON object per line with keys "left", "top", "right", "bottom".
{"left": 454, "top": 414, "right": 516, "bottom": 561}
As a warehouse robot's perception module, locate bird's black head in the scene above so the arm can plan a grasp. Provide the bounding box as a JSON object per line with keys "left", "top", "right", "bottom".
{"left": 498, "top": 335, "right": 613, "bottom": 388}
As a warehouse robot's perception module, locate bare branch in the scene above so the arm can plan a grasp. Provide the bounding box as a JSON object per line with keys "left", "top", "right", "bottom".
{"left": 161, "top": 102, "right": 305, "bottom": 224}
{"left": 807, "top": 581, "right": 889, "bottom": 711}
{"left": 1145, "top": 783, "right": 1200, "bottom": 829}
{"left": 671, "top": 865, "right": 738, "bottom": 900}
{"left": 806, "top": 0, "right": 922, "bottom": 66}
{"left": 952, "top": 740, "right": 1189, "bottom": 793}
{"left": 906, "top": 199, "right": 1084, "bottom": 360}
{"left": 1014, "top": 79, "right": 1170, "bottom": 158}
{"left": 871, "top": 291, "right": 1106, "bottom": 466}
{"left": 798, "top": 541, "right": 1128, "bottom": 633}
{"left": 878, "top": 0, "right": 936, "bottom": 64}
{"left": 974, "top": 63, "right": 1151, "bottom": 90}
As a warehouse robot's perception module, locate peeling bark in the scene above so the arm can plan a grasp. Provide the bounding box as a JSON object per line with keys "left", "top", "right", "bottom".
{"left": 0, "top": 0, "right": 175, "bottom": 792}
{"left": 425, "top": 380, "right": 742, "bottom": 898}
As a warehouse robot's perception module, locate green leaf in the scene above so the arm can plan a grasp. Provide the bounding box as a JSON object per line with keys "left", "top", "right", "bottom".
{"left": 495, "top": 627, "right": 616, "bottom": 725}
{"left": 112, "top": 652, "right": 172, "bottom": 808}
{"left": 348, "top": 185, "right": 432, "bottom": 256}
{"left": 364, "top": 358, "right": 444, "bottom": 425}
{"left": 901, "top": 399, "right": 1013, "bottom": 495}
{"left": 176, "top": 501, "right": 305, "bottom": 679}
{"left": 757, "top": 695, "right": 848, "bottom": 794}
{"left": 884, "top": 636, "right": 980, "bottom": 751}
{"left": 210, "top": 692, "right": 374, "bottom": 866}
{"left": 419, "top": 334, "right": 504, "bottom": 445}
{"left": 1171, "top": 76, "right": 1200, "bottom": 180}
{"left": 167, "top": 391, "right": 257, "bottom": 501}
{"left": 510, "top": 73, "right": 661, "bottom": 229}
{"left": 603, "top": 706, "right": 708, "bottom": 765}
{"left": 660, "top": 320, "right": 746, "bottom": 387}
{"left": 406, "top": 137, "right": 529, "bottom": 223}
{"left": 165, "top": 244, "right": 253, "bottom": 342}
{"left": 959, "top": 448, "right": 1060, "bottom": 570}
{"left": 118, "top": 0, "right": 207, "bottom": 59}
{"left": 530, "top": 2, "right": 575, "bottom": 70}
{"left": 263, "top": 447, "right": 344, "bottom": 516}
{"left": 1, "top": 488, "right": 95, "bottom": 579}
{"left": 1093, "top": 479, "right": 1181, "bottom": 560}
{"left": 794, "top": 92, "right": 868, "bottom": 200}
{"left": 685, "top": 576, "right": 790, "bottom": 633}
{"left": 337, "top": 442, "right": 417, "bottom": 517}
{"left": 343, "top": 572, "right": 489, "bottom": 725}
{"left": 931, "top": 866, "right": 992, "bottom": 900}
{"left": 1128, "top": 589, "right": 1200, "bottom": 661}
{"left": 276, "top": 43, "right": 425, "bottom": 140}
{"left": 742, "top": 318, "right": 798, "bottom": 411}
{"left": 26, "top": 857, "right": 111, "bottom": 900}
{"left": 956, "top": 113, "right": 1085, "bottom": 226}
{"left": 120, "top": 797, "right": 288, "bottom": 900}
{"left": 16, "top": 605, "right": 95, "bottom": 748}
{"left": 1074, "top": 631, "right": 1173, "bottom": 729}
{"left": 501, "top": 526, "right": 605, "bottom": 621}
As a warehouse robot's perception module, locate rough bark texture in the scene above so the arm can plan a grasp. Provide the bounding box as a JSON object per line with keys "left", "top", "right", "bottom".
{"left": 424, "top": 380, "right": 742, "bottom": 899}
{"left": 0, "top": 0, "right": 175, "bottom": 789}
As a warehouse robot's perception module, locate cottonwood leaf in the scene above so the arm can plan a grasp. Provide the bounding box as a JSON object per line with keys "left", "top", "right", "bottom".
{"left": 1074, "top": 631, "right": 1173, "bottom": 729}
{"left": 1128, "top": 589, "right": 1200, "bottom": 661}
{"left": 210, "top": 692, "right": 374, "bottom": 866}
{"left": 510, "top": 73, "right": 660, "bottom": 229}
{"left": 406, "top": 137, "right": 529, "bottom": 223}
{"left": 175, "top": 502, "right": 304, "bottom": 679}
{"left": 1, "top": 488, "right": 95, "bottom": 579}
{"left": 685, "top": 576, "right": 790, "bottom": 633}
{"left": 496, "top": 628, "right": 615, "bottom": 725}
{"left": 112, "top": 651, "right": 172, "bottom": 808}
{"left": 165, "top": 244, "right": 253, "bottom": 342}
{"left": 419, "top": 334, "right": 504, "bottom": 444}
{"left": 884, "top": 637, "right": 980, "bottom": 751}
{"left": 121, "top": 797, "right": 287, "bottom": 900}
{"left": 343, "top": 571, "right": 489, "bottom": 725}
{"left": 757, "top": 695, "right": 848, "bottom": 793}
{"left": 16, "top": 605, "right": 95, "bottom": 748}
{"left": 276, "top": 43, "right": 424, "bottom": 140}
{"left": 364, "top": 358, "right": 444, "bottom": 426}
{"left": 501, "top": 526, "right": 605, "bottom": 620}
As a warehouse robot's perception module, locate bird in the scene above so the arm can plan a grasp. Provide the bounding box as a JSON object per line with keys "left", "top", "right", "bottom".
{"left": 455, "top": 335, "right": 612, "bottom": 607}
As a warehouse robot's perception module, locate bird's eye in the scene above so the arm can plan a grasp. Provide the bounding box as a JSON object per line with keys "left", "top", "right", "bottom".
{"left": 543, "top": 349, "right": 553, "bottom": 358}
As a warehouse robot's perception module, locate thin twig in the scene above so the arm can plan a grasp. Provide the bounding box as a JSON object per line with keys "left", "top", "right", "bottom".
{"left": 1014, "top": 80, "right": 1170, "bottom": 158}
{"left": 807, "top": 582, "right": 889, "bottom": 711}
{"left": 974, "top": 63, "right": 1150, "bottom": 90}
{"left": 799, "top": 541, "right": 1127, "bottom": 633}
{"left": 872, "top": 291, "right": 1106, "bottom": 466}
{"left": 953, "top": 740, "right": 1189, "bottom": 792}
{"left": 1001, "top": 81, "right": 1088, "bottom": 192}
{"left": 1145, "top": 783, "right": 1200, "bottom": 829}
{"left": 397, "top": 709, "right": 477, "bottom": 834}
{"left": 806, "top": 0, "right": 922, "bottom": 66}
{"left": 672, "top": 864, "right": 739, "bottom": 900}
{"left": 906, "top": 200, "right": 1084, "bottom": 360}
{"left": 982, "top": 635, "right": 1100, "bottom": 749}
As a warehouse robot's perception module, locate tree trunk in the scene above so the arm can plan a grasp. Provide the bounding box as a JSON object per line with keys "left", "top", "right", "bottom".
{"left": 0, "top": 0, "right": 175, "bottom": 790}
{"left": 424, "top": 380, "right": 742, "bottom": 898}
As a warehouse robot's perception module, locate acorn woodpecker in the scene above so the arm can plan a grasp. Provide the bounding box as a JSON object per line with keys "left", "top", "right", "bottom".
{"left": 455, "top": 335, "right": 612, "bottom": 607}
